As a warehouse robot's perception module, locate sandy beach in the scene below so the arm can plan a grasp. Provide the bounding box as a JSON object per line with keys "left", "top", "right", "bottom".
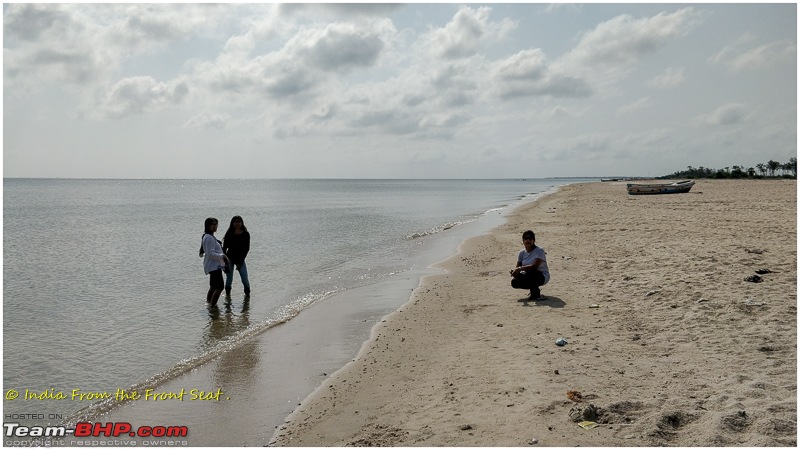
{"left": 271, "top": 180, "right": 797, "bottom": 447}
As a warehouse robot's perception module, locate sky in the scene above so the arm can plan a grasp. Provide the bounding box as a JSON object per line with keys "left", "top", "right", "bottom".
{"left": 3, "top": 3, "right": 797, "bottom": 179}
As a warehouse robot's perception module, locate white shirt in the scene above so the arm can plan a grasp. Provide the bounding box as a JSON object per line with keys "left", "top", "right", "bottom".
{"left": 517, "top": 246, "right": 550, "bottom": 284}
{"left": 202, "top": 234, "right": 226, "bottom": 275}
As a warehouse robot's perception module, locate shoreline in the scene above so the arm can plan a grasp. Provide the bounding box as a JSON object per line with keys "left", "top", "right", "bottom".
{"left": 271, "top": 179, "right": 797, "bottom": 446}
{"left": 90, "top": 185, "right": 565, "bottom": 446}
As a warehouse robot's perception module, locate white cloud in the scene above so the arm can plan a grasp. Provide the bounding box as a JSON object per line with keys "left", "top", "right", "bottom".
{"left": 3, "top": 4, "right": 795, "bottom": 178}
{"left": 646, "top": 67, "right": 685, "bottom": 89}
{"left": 104, "top": 4, "right": 231, "bottom": 50}
{"left": 701, "top": 103, "right": 749, "bottom": 126}
{"left": 710, "top": 39, "right": 796, "bottom": 72}
{"left": 544, "top": 4, "right": 584, "bottom": 14}
{"left": 3, "top": 3, "right": 74, "bottom": 41}
{"left": 3, "top": 4, "right": 230, "bottom": 90}
{"left": 100, "top": 76, "right": 189, "bottom": 118}
{"left": 427, "top": 6, "right": 491, "bottom": 60}
{"left": 4, "top": 47, "right": 103, "bottom": 85}
{"left": 561, "top": 8, "right": 700, "bottom": 70}
{"left": 616, "top": 97, "right": 650, "bottom": 116}
{"left": 222, "top": 6, "right": 288, "bottom": 55}
{"left": 198, "top": 18, "right": 397, "bottom": 110}
{"left": 264, "top": 60, "right": 323, "bottom": 100}
{"left": 281, "top": 3, "right": 402, "bottom": 19}
{"left": 489, "top": 8, "right": 700, "bottom": 101}
{"left": 546, "top": 105, "right": 582, "bottom": 118}
{"left": 423, "top": 6, "right": 515, "bottom": 61}
{"left": 492, "top": 49, "right": 592, "bottom": 99}
{"left": 289, "top": 21, "right": 392, "bottom": 73}
{"left": 184, "top": 112, "right": 229, "bottom": 130}
{"left": 3, "top": 4, "right": 109, "bottom": 86}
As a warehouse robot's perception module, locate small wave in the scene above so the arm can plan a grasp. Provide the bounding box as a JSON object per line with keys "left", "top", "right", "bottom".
{"left": 61, "top": 289, "right": 338, "bottom": 428}
{"left": 405, "top": 219, "right": 470, "bottom": 240}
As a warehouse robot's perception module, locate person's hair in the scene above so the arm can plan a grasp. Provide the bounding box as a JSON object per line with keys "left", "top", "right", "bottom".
{"left": 223, "top": 215, "right": 248, "bottom": 241}
{"left": 204, "top": 217, "right": 218, "bottom": 234}
{"left": 522, "top": 230, "right": 535, "bottom": 241}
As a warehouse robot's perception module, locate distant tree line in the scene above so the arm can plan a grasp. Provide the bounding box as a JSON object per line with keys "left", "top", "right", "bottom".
{"left": 660, "top": 158, "right": 797, "bottom": 179}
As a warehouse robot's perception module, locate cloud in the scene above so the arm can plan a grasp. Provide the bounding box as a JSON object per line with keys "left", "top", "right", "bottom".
{"left": 202, "top": 18, "right": 395, "bottom": 106}
{"left": 487, "top": 9, "right": 699, "bottom": 101}
{"left": 122, "top": 11, "right": 187, "bottom": 42}
{"left": 223, "top": 6, "right": 285, "bottom": 55}
{"left": 426, "top": 62, "right": 480, "bottom": 108}
{"left": 702, "top": 103, "right": 748, "bottom": 126}
{"left": 547, "top": 105, "right": 578, "bottom": 118}
{"left": 100, "top": 76, "right": 189, "bottom": 118}
{"left": 492, "top": 49, "right": 592, "bottom": 99}
{"left": 427, "top": 6, "right": 491, "bottom": 60}
{"left": 710, "top": 39, "right": 796, "bottom": 72}
{"left": 198, "top": 51, "right": 321, "bottom": 103}
{"left": 280, "top": 3, "right": 401, "bottom": 18}
{"left": 5, "top": 47, "right": 102, "bottom": 85}
{"left": 562, "top": 8, "right": 700, "bottom": 69}
{"left": 423, "top": 6, "right": 514, "bottom": 61}
{"left": 348, "top": 109, "right": 419, "bottom": 135}
{"left": 542, "top": 133, "right": 614, "bottom": 162}
{"left": 184, "top": 112, "right": 229, "bottom": 130}
{"left": 646, "top": 67, "right": 685, "bottom": 89}
{"left": 264, "top": 61, "right": 322, "bottom": 99}
{"left": 308, "top": 102, "right": 338, "bottom": 123}
{"left": 616, "top": 97, "right": 650, "bottom": 116}
{"left": 544, "top": 4, "right": 584, "bottom": 14}
{"left": 105, "top": 4, "right": 231, "bottom": 50}
{"left": 291, "top": 21, "right": 390, "bottom": 72}
{"left": 419, "top": 112, "right": 470, "bottom": 130}
{"left": 495, "top": 48, "right": 548, "bottom": 82}
{"left": 3, "top": 3, "right": 74, "bottom": 41}
{"left": 3, "top": 4, "right": 229, "bottom": 90}
{"left": 3, "top": 4, "right": 108, "bottom": 86}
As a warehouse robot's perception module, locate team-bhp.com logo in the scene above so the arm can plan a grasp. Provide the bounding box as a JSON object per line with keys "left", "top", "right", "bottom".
{"left": 4, "top": 422, "right": 188, "bottom": 438}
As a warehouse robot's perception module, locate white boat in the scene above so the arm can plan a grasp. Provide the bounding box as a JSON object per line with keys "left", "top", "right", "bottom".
{"left": 626, "top": 180, "right": 695, "bottom": 195}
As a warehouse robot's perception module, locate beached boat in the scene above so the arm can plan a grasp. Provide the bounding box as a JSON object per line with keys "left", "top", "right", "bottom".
{"left": 626, "top": 180, "right": 695, "bottom": 195}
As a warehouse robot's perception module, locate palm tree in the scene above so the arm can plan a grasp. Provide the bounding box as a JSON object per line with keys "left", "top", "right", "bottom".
{"left": 756, "top": 163, "right": 767, "bottom": 177}
{"left": 767, "top": 160, "right": 781, "bottom": 177}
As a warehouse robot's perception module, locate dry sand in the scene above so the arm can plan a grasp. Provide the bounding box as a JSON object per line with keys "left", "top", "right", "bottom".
{"left": 271, "top": 180, "right": 797, "bottom": 447}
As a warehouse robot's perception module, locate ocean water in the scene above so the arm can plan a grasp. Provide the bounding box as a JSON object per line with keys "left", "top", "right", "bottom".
{"left": 3, "top": 178, "right": 588, "bottom": 427}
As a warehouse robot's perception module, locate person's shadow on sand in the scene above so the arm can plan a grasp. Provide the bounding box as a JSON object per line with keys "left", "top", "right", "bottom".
{"left": 517, "top": 295, "right": 566, "bottom": 308}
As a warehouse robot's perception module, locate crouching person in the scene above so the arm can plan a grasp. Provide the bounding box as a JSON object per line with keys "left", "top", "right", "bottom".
{"left": 510, "top": 230, "right": 550, "bottom": 300}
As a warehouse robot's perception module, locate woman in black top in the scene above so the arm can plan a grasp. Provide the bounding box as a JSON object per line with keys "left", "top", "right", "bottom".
{"left": 223, "top": 215, "right": 251, "bottom": 298}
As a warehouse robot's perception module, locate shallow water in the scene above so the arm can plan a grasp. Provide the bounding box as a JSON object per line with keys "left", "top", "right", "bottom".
{"left": 3, "top": 178, "right": 590, "bottom": 438}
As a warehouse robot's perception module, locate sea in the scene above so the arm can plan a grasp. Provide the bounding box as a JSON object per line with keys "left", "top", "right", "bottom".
{"left": 3, "top": 178, "right": 592, "bottom": 445}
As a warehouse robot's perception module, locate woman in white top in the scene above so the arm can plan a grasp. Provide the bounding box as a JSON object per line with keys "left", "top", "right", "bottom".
{"left": 510, "top": 230, "right": 549, "bottom": 300}
{"left": 201, "top": 217, "right": 229, "bottom": 307}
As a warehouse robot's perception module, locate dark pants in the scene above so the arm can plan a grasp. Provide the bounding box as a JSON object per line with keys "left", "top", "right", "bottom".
{"left": 511, "top": 270, "right": 545, "bottom": 297}
{"left": 209, "top": 269, "right": 224, "bottom": 290}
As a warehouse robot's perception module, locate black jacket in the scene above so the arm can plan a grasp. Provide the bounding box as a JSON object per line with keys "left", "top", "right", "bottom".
{"left": 223, "top": 231, "right": 250, "bottom": 267}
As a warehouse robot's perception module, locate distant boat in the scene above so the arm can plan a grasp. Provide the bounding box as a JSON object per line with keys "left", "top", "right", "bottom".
{"left": 626, "top": 180, "right": 695, "bottom": 195}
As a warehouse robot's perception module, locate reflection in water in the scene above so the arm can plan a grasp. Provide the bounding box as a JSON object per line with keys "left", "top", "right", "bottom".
{"left": 202, "top": 298, "right": 252, "bottom": 350}
{"left": 199, "top": 297, "right": 262, "bottom": 425}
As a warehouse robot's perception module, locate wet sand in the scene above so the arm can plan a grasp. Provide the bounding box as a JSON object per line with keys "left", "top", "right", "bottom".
{"left": 93, "top": 196, "right": 523, "bottom": 446}
{"left": 271, "top": 180, "right": 797, "bottom": 447}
